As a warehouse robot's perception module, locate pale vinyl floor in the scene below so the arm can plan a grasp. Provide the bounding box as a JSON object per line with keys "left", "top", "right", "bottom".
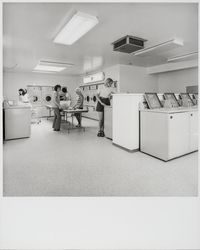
{"left": 3, "top": 117, "right": 198, "bottom": 196}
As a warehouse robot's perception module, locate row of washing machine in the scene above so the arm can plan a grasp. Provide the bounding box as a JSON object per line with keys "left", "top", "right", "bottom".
{"left": 81, "top": 81, "right": 118, "bottom": 108}
{"left": 80, "top": 84, "right": 101, "bottom": 120}
{"left": 27, "top": 85, "right": 68, "bottom": 106}
{"left": 80, "top": 82, "right": 118, "bottom": 120}
{"left": 27, "top": 85, "right": 68, "bottom": 118}
{"left": 27, "top": 86, "right": 54, "bottom": 106}
{"left": 81, "top": 85, "right": 99, "bottom": 108}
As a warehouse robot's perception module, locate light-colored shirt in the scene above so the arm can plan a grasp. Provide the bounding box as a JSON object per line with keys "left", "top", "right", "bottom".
{"left": 65, "top": 92, "right": 71, "bottom": 101}
{"left": 19, "top": 93, "right": 29, "bottom": 103}
{"left": 97, "top": 84, "right": 113, "bottom": 98}
{"left": 74, "top": 94, "right": 84, "bottom": 109}
{"left": 52, "top": 91, "right": 60, "bottom": 108}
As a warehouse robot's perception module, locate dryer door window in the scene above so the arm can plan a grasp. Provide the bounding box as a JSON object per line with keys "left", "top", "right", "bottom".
{"left": 46, "top": 96, "right": 52, "bottom": 102}
{"left": 33, "top": 96, "right": 38, "bottom": 102}
{"left": 93, "top": 96, "right": 97, "bottom": 102}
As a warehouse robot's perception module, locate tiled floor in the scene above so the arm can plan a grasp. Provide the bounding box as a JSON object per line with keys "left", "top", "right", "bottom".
{"left": 3, "top": 118, "right": 198, "bottom": 196}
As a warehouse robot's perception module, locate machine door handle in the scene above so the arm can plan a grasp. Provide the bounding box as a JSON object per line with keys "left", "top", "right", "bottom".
{"left": 191, "top": 113, "right": 193, "bottom": 116}
{"left": 170, "top": 116, "right": 173, "bottom": 119}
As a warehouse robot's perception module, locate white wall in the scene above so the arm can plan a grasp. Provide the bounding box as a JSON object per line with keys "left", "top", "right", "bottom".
{"left": 157, "top": 67, "right": 198, "bottom": 93}
{"left": 104, "top": 64, "right": 120, "bottom": 81}
{"left": 117, "top": 64, "right": 198, "bottom": 94}
{"left": 100, "top": 64, "right": 158, "bottom": 93}
{"left": 3, "top": 71, "right": 80, "bottom": 103}
{"left": 119, "top": 64, "right": 158, "bottom": 93}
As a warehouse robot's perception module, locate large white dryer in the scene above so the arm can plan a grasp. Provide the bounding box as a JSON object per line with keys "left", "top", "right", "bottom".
{"left": 41, "top": 86, "right": 54, "bottom": 117}
{"left": 41, "top": 86, "right": 54, "bottom": 105}
{"left": 27, "top": 86, "right": 42, "bottom": 106}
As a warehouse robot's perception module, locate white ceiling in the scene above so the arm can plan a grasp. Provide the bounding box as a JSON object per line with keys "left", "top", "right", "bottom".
{"left": 3, "top": 2, "right": 198, "bottom": 76}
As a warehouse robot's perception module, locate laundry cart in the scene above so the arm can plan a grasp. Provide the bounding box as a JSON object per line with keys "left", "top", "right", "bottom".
{"left": 31, "top": 107, "right": 41, "bottom": 124}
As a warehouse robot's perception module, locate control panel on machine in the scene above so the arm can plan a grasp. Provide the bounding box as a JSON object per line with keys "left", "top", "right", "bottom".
{"left": 163, "top": 93, "right": 180, "bottom": 108}
{"left": 180, "top": 93, "right": 195, "bottom": 107}
{"left": 144, "top": 93, "right": 163, "bottom": 109}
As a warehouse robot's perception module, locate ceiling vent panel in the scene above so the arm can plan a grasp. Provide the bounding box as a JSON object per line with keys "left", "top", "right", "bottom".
{"left": 112, "top": 35, "right": 147, "bottom": 53}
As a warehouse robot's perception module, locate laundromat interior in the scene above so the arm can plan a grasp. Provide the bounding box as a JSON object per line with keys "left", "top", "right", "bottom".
{"left": 2, "top": 2, "right": 198, "bottom": 196}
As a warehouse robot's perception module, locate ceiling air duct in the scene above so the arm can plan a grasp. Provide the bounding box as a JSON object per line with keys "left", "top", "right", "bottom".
{"left": 112, "top": 35, "right": 147, "bottom": 53}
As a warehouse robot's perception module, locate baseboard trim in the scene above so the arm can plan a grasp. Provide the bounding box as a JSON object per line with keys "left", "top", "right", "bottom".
{"left": 112, "top": 143, "right": 139, "bottom": 153}
{"left": 82, "top": 116, "right": 99, "bottom": 121}
{"left": 140, "top": 150, "right": 198, "bottom": 162}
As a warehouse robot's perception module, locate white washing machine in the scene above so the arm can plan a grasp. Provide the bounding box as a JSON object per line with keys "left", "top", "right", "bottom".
{"left": 84, "top": 86, "right": 90, "bottom": 106}
{"left": 41, "top": 86, "right": 54, "bottom": 117}
{"left": 88, "top": 86, "right": 98, "bottom": 107}
{"left": 92, "top": 94, "right": 97, "bottom": 106}
{"left": 82, "top": 85, "right": 98, "bottom": 120}
{"left": 41, "top": 86, "right": 54, "bottom": 105}
{"left": 89, "top": 88, "right": 94, "bottom": 106}
{"left": 27, "top": 86, "right": 42, "bottom": 106}
{"left": 90, "top": 87, "right": 98, "bottom": 108}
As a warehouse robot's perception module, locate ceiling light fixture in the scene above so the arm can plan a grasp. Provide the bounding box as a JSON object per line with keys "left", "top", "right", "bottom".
{"left": 40, "top": 60, "right": 74, "bottom": 67}
{"left": 54, "top": 11, "right": 99, "bottom": 45}
{"left": 34, "top": 64, "right": 66, "bottom": 72}
{"left": 132, "top": 38, "right": 183, "bottom": 57}
{"left": 32, "top": 70, "right": 56, "bottom": 74}
{"left": 33, "top": 59, "right": 74, "bottom": 72}
{"left": 167, "top": 52, "right": 198, "bottom": 62}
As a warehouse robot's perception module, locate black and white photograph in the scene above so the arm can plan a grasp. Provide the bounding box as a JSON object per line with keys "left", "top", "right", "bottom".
{"left": 2, "top": 2, "right": 198, "bottom": 197}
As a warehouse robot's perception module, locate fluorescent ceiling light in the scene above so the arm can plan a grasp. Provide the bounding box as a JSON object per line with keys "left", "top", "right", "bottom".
{"left": 32, "top": 70, "right": 55, "bottom": 74}
{"left": 54, "top": 11, "right": 99, "bottom": 45}
{"left": 34, "top": 64, "right": 66, "bottom": 72}
{"left": 167, "top": 52, "right": 198, "bottom": 62}
{"left": 132, "top": 38, "right": 183, "bottom": 57}
{"left": 40, "top": 60, "right": 74, "bottom": 67}
{"left": 33, "top": 59, "right": 74, "bottom": 73}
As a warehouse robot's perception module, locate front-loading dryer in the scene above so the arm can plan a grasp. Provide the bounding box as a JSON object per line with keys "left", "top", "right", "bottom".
{"left": 27, "top": 86, "right": 42, "bottom": 106}
{"left": 41, "top": 86, "right": 54, "bottom": 105}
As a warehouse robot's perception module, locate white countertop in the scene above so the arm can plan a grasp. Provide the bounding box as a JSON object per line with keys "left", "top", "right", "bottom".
{"left": 4, "top": 104, "right": 32, "bottom": 109}
{"left": 140, "top": 106, "right": 198, "bottom": 114}
{"left": 113, "top": 93, "right": 143, "bottom": 96}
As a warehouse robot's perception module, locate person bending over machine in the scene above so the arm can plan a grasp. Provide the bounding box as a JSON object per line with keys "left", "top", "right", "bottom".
{"left": 96, "top": 78, "right": 114, "bottom": 137}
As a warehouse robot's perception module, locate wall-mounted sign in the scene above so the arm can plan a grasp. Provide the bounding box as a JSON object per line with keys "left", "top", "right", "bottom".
{"left": 83, "top": 72, "right": 105, "bottom": 84}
